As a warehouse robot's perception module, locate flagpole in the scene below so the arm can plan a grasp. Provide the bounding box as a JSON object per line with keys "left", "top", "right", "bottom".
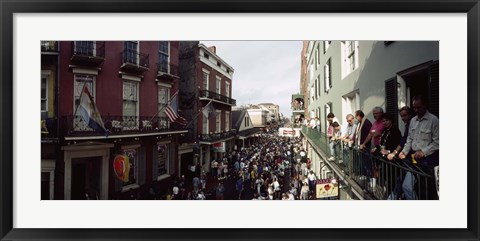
{"left": 141, "top": 91, "right": 179, "bottom": 131}
{"left": 185, "top": 98, "right": 214, "bottom": 128}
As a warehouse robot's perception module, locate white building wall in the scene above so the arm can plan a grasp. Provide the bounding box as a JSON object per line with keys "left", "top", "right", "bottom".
{"left": 307, "top": 41, "right": 439, "bottom": 132}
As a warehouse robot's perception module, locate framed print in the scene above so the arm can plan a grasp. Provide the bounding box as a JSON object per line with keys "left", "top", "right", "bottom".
{"left": 1, "top": 0, "right": 479, "bottom": 240}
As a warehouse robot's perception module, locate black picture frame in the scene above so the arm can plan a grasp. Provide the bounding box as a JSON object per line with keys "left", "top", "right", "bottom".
{"left": 1, "top": 1, "right": 479, "bottom": 240}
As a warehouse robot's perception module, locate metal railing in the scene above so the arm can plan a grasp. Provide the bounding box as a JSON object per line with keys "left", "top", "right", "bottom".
{"left": 199, "top": 130, "right": 237, "bottom": 142}
{"left": 301, "top": 126, "right": 436, "bottom": 200}
{"left": 121, "top": 50, "right": 149, "bottom": 68}
{"left": 199, "top": 89, "right": 236, "bottom": 106}
{"left": 61, "top": 115, "right": 183, "bottom": 137}
{"left": 157, "top": 61, "right": 179, "bottom": 76}
{"left": 72, "top": 41, "right": 105, "bottom": 58}
{"left": 41, "top": 118, "right": 58, "bottom": 139}
{"left": 41, "top": 41, "right": 59, "bottom": 52}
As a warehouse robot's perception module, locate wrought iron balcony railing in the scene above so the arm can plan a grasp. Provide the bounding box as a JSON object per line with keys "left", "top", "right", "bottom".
{"left": 41, "top": 41, "right": 59, "bottom": 52}
{"left": 60, "top": 115, "right": 184, "bottom": 137}
{"left": 41, "top": 117, "right": 58, "bottom": 140}
{"left": 199, "top": 89, "right": 236, "bottom": 106}
{"left": 301, "top": 126, "right": 436, "bottom": 200}
{"left": 157, "top": 60, "right": 179, "bottom": 76}
{"left": 121, "top": 50, "right": 149, "bottom": 69}
{"left": 199, "top": 130, "right": 237, "bottom": 142}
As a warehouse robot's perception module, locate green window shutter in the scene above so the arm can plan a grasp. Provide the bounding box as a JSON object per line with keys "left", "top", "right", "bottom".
{"left": 139, "top": 147, "right": 146, "bottom": 185}
{"left": 385, "top": 77, "right": 398, "bottom": 125}
{"left": 152, "top": 145, "right": 158, "bottom": 180}
{"left": 429, "top": 61, "right": 439, "bottom": 117}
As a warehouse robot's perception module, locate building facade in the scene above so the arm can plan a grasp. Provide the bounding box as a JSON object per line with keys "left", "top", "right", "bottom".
{"left": 41, "top": 41, "right": 188, "bottom": 200}
{"left": 301, "top": 40, "right": 439, "bottom": 200}
{"left": 178, "top": 42, "right": 236, "bottom": 175}
{"left": 257, "top": 103, "right": 280, "bottom": 122}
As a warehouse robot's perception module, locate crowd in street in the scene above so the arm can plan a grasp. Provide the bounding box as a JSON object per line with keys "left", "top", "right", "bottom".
{"left": 167, "top": 132, "right": 322, "bottom": 200}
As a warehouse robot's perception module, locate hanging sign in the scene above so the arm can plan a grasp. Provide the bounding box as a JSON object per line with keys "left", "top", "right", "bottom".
{"left": 212, "top": 142, "right": 226, "bottom": 152}
{"left": 316, "top": 178, "right": 339, "bottom": 199}
{"left": 113, "top": 155, "right": 130, "bottom": 182}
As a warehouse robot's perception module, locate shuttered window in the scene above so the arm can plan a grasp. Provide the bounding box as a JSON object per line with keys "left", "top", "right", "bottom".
{"left": 385, "top": 77, "right": 398, "bottom": 125}
{"left": 429, "top": 61, "right": 439, "bottom": 117}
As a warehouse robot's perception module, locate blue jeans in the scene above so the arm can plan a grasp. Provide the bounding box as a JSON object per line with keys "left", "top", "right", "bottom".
{"left": 402, "top": 171, "right": 417, "bottom": 200}
{"left": 329, "top": 141, "right": 339, "bottom": 158}
{"left": 402, "top": 151, "right": 439, "bottom": 200}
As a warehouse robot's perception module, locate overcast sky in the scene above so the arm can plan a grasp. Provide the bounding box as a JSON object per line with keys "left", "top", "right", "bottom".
{"left": 201, "top": 41, "right": 302, "bottom": 118}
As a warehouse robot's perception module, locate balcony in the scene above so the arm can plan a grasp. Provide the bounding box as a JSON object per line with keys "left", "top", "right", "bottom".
{"left": 41, "top": 41, "right": 59, "bottom": 53}
{"left": 41, "top": 118, "right": 59, "bottom": 142}
{"left": 120, "top": 50, "right": 149, "bottom": 74}
{"left": 61, "top": 115, "right": 186, "bottom": 139}
{"left": 199, "top": 130, "right": 237, "bottom": 143}
{"left": 199, "top": 89, "right": 236, "bottom": 106}
{"left": 70, "top": 41, "right": 106, "bottom": 67}
{"left": 157, "top": 61, "right": 180, "bottom": 79}
{"left": 301, "top": 126, "right": 436, "bottom": 200}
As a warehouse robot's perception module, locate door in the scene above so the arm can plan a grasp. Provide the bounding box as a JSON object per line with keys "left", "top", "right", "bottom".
{"left": 71, "top": 157, "right": 102, "bottom": 200}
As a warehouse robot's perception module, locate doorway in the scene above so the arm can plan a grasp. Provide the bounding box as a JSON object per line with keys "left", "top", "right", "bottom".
{"left": 71, "top": 156, "right": 102, "bottom": 200}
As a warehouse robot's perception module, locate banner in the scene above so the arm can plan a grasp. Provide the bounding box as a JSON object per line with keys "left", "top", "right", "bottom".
{"left": 316, "top": 178, "right": 338, "bottom": 199}
{"left": 212, "top": 142, "right": 226, "bottom": 152}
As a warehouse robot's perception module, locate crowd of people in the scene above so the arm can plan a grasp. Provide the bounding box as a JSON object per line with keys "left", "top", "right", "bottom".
{"left": 166, "top": 133, "right": 323, "bottom": 200}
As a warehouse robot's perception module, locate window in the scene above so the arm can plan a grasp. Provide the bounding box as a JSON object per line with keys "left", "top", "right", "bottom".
{"left": 217, "top": 61, "right": 221, "bottom": 67}
{"left": 324, "top": 58, "right": 332, "bottom": 92}
{"left": 314, "top": 49, "right": 318, "bottom": 70}
{"left": 158, "top": 86, "right": 170, "bottom": 128}
{"left": 122, "top": 148, "right": 138, "bottom": 186}
{"left": 75, "top": 41, "right": 94, "bottom": 56}
{"left": 314, "top": 78, "right": 318, "bottom": 99}
{"left": 203, "top": 52, "right": 209, "bottom": 59}
{"left": 245, "top": 116, "right": 248, "bottom": 127}
{"left": 202, "top": 70, "right": 209, "bottom": 91}
{"left": 123, "top": 81, "right": 139, "bottom": 130}
{"left": 342, "top": 91, "right": 360, "bottom": 120}
{"left": 74, "top": 75, "right": 95, "bottom": 131}
{"left": 341, "top": 41, "right": 359, "bottom": 78}
{"left": 41, "top": 75, "right": 48, "bottom": 112}
{"left": 156, "top": 143, "right": 169, "bottom": 176}
{"left": 216, "top": 76, "right": 221, "bottom": 94}
{"left": 158, "top": 41, "right": 169, "bottom": 73}
{"left": 324, "top": 102, "right": 332, "bottom": 128}
{"left": 203, "top": 114, "right": 209, "bottom": 134}
{"left": 225, "top": 111, "right": 230, "bottom": 131}
{"left": 323, "top": 41, "right": 331, "bottom": 53}
{"left": 225, "top": 82, "right": 230, "bottom": 98}
{"left": 124, "top": 41, "right": 139, "bottom": 64}
{"left": 216, "top": 110, "right": 221, "bottom": 132}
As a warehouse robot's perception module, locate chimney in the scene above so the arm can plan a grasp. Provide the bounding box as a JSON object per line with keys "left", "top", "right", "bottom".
{"left": 208, "top": 46, "right": 216, "bottom": 54}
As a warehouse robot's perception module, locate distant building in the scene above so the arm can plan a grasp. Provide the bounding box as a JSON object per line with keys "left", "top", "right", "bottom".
{"left": 232, "top": 109, "right": 262, "bottom": 149}
{"left": 257, "top": 103, "right": 280, "bottom": 122}
{"left": 243, "top": 104, "right": 269, "bottom": 127}
{"left": 178, "top": 42, "right": 236, "bottom": 173}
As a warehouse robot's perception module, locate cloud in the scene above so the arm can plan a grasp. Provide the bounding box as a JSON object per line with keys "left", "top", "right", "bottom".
{"left": 202, "top": 41, "right": 302, "bottom": 116}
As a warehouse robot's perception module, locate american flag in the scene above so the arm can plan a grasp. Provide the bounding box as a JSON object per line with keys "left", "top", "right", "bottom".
{"left": 164, "top": 93, "right": 187, "bottom": 126}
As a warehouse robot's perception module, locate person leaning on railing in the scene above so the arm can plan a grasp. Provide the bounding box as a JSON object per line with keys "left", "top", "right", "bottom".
{"left": 398, "top": 95, "right": 439, "bottom": 200}
{"left": 371, "top": 113, "right": 401, "bottom": 156}
{"left": 386, "top": 106, "right": 414, "bottom": 161}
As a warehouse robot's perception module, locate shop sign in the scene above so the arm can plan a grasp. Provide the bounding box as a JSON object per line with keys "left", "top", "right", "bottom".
{"left": 113, "top": 155, "right": 130, "bottom": 182}
{"left": 316, "top": 178, "right": 338, "bottom": 198}
{"left": 213, "top": 142, "right": 226, "bottom": 152}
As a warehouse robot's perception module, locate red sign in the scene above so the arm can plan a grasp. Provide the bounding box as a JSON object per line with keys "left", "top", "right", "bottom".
{"left": 113, "top": 155, "right": 130, "bottom": 182}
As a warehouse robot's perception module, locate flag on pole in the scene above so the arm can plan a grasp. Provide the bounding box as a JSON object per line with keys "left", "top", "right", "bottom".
{"left": 78, "top": 85, "right": 108, "bottom": 135}
{"left": 164, "top": 93, "right": 187, "bottom": 126}
{"left": 202, "top": 101, "right": 217, "bottom": 119}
